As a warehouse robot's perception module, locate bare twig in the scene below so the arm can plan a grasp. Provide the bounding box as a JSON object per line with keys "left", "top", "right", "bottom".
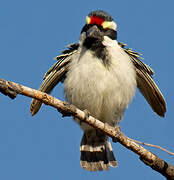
{"left": 0, "top": 78, "right": 174, "bottom": 180}
{"left": 127, "top": 137, "right": 174, "bottom": 156}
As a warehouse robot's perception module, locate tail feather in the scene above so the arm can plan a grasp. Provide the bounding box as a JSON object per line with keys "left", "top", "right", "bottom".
{"left": 105, "top": 140, "right": 118, "bottom": 167}
{"left": 80, "top": 132, "right": 117, "bottom": 171}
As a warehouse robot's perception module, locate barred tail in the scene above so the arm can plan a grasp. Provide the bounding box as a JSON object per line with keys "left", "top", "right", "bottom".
{"left": 80, "top": 132, "right": 117, "bottom": 171}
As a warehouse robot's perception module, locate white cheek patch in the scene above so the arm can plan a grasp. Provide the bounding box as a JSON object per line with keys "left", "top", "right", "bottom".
{"left": 102, "top": 36, "right": 117, "bottom": 47}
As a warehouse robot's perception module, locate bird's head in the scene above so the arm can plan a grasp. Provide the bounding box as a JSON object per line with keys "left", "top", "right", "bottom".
{"left": 80, "top": 10, "right": 117, "bottom": 49}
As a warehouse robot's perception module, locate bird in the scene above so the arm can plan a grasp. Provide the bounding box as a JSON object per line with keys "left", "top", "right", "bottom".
{"left": 30, "top": 10, "right": 166, "bottom": 171}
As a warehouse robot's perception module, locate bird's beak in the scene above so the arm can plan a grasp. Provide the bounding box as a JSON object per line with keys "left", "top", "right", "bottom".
{"left": 86, "top": 25, "right": 102, "bottom": 40}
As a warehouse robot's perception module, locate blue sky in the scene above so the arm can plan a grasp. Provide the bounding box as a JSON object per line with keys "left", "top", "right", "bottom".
{"left": 0, "top": 0, "right": 173, "bottom": 179}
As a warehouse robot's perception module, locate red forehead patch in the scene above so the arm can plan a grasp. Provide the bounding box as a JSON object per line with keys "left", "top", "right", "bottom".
{"left": 90, "top": 16, "right": 104, "bottom": 26}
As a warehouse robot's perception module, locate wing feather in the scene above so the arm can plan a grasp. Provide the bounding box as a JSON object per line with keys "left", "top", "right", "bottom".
{"left": 120, "top": 43, "right": 166, "bottom": 117}
{"left": 135, "top": 67, "right": 166, "bottom": 117}
{"left": 30, "top": 44, "right": 78, "bottom": 116}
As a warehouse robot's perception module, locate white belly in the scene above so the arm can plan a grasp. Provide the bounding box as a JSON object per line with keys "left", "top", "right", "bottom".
{"left": 64, "top": 43, "right": 136, "bottom": 130}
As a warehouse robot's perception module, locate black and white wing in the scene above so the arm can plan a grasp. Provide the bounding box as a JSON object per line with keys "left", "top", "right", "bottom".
{"left": 119, "top": 42, "right": 166, "bottom": 117}
{"left": 30, "top": 43, "right": 79, "bottom": 116}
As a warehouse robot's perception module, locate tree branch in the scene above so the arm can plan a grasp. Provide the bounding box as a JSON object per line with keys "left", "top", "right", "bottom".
{"left": 0, "top": 78, "right": 173, "bottom": 179}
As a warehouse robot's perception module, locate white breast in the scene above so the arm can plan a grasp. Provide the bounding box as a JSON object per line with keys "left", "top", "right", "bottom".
{"left": 64, "top": 37, "right": 136, "bottom": 130}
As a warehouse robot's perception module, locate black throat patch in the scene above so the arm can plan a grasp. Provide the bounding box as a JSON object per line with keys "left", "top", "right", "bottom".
{"left": 83, "top": 37, "right": 110, "bottom": 67}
